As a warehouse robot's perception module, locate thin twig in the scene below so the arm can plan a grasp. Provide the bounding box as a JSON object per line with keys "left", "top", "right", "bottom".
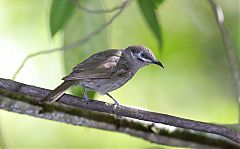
{"left": 0, "top": 78, "right": 239, "bottom": 146}
{"left": 12, "top": 0, "right": 131, "bottom": 80}
{"left": 72, "top": 0, "right": 127, "bottom": 14}
{"left": 208, "top": 0, "right": 240, "bottom": 122}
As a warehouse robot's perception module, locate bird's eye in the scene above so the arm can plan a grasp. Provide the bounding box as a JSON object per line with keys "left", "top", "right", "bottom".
{"left": 137, "top": 51, "right": 151, "bottom": 63}
{"left": 140, "top": 52, "right": 146, "bottom": 58}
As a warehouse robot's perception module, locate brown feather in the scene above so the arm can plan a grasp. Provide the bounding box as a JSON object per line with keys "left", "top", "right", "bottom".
{"left": 63, "top": 49, "right": 122, "bottom": 81}
{"left": 41, "top": 80, "right": 76, "bottom": 102}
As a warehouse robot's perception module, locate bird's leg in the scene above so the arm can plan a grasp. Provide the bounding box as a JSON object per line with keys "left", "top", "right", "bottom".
{"left": 81, "top": 82, "right": 89, "bottom": 102}
{"left": 106, "top": 93, "right": 121, "bottom": 118}
{"left": 106, "top": 93, "right": 119, "bottom": 106}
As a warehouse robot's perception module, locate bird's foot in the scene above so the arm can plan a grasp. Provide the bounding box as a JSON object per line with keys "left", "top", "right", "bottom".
{"left": 106, "top": 93, "right": 122, "bottom": 118}
{"left": 113, "top": 100, "right": 120, "bottom": 107}
{"left": 113, "top": 99, "right": 119, "bottom": 112}
{"left": 113, "top": 101, "right": 122, "bottom": 118}
{"left": 82, "top": 95, "right": 89, "bottom": 104}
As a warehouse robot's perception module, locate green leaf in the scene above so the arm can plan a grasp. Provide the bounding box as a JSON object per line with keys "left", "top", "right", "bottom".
{"left": 137, "top": 0, "right": 164, "bottom": 50}
{"left": 152, "top": 0, "right": 164, "bottom": 9}
{"left": 50, "top": 0, "right": 75, "bottom": 37}
{"left": 63, "top": 1, "right": 109, "bottom": 99}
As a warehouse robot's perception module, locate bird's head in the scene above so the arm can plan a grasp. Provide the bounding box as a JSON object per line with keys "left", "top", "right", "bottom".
{"left": 124, "top": 45, "right": 164, "bottom": 68}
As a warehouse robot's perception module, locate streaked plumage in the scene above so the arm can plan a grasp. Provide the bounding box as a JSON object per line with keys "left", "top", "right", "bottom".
{"left": 42, "top": 45, "right": 163, "bottom": 105}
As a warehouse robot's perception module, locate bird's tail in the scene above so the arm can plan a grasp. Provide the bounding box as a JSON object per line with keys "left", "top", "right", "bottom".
{"left": 41, "top": 80, "right": 76, "bottom": 103}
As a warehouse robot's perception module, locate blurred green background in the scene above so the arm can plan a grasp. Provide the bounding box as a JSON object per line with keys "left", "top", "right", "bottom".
{"left": 0, "top": 0, "right": 239, "bottom": 148}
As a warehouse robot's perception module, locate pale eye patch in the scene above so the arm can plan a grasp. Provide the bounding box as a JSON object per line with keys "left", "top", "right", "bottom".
{"left": 138, "top": 51, "right": 152, "bottom": 63}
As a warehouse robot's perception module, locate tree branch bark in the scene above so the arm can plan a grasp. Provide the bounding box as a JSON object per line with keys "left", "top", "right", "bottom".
{"left": 0, "top": 78, "right": 239, "bottom": 148}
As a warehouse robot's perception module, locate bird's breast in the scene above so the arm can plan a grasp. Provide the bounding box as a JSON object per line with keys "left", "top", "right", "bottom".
{"left": 82, "top": 71, "right": 136, "bottom": 94}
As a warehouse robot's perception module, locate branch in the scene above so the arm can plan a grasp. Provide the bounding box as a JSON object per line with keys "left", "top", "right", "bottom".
{"left": 72, "top": 0, "right": 127, "bottom": 14}
{"left": 0, "top": 78, "right": 239, "bottom": 148}
{"left": 12, "top": 0, "right": 132, "bottom": 80}
{"left": 208, "top": 0, "right": 240, "bottom": 122}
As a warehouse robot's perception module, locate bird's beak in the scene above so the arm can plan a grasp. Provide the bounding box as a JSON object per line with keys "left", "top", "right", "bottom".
{"left": 153, "top": 60, "right": 164, "bottom": 68}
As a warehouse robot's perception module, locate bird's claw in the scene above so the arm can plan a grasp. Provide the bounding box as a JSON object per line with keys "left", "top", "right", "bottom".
{"left": 113, "top": 101, "right": 122, "bottom": 118}
{"left": 114, "top": 100, "right": 120, "bottom": 107}
{"left": 82, "top": 95, "right": 89, "bottom": 104}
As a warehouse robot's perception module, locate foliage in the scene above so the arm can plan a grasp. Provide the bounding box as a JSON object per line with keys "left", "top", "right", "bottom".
{"left": 0, "top": 0, "right": 239, "bottom": 148}
{"left": 50, "top": 0, "right": 75, "bottom": 37}
{"left": 137, "top": 0, "right": 164, "bottom": 50}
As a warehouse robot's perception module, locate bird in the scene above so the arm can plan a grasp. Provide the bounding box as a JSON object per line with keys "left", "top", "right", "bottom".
{"left": 42, "top": 45, "right": 164, "bottom": 106}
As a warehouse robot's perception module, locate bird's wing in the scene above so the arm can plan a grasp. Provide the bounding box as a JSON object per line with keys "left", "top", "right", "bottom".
{"left": 63, "top": 49, "right": 123, "bottom": 80}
